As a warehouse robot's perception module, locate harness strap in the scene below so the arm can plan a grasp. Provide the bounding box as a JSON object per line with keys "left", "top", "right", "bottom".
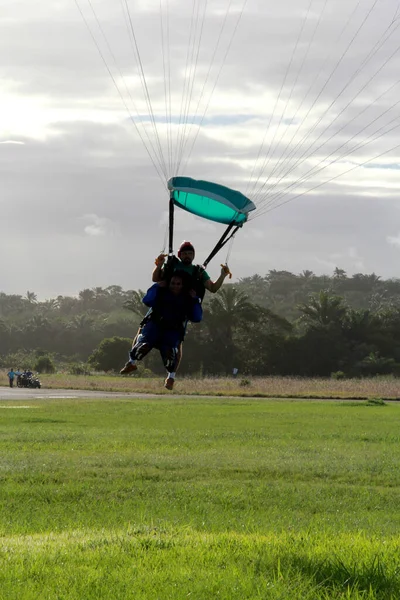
{"left": 202, "top": 222, "right": 240, "bottom": 269}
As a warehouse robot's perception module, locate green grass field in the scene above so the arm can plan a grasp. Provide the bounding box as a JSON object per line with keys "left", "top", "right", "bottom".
{"left": 1, "top": 396, "right": 400, "bottom": 598}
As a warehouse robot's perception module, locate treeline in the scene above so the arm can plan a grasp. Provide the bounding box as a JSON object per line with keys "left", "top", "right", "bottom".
{"left": 0, "top": 286, "right": 142, "bottom": 364}
{"left": 0, "top": 268, "right": 400, "bottom": 377}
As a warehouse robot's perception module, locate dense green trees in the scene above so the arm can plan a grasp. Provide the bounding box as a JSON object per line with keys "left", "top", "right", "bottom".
{"left": 88, "top": 337, "right": 132, "bottom": 372}
{"left": 0, "top": 269, "right": 399, "bottom": 376}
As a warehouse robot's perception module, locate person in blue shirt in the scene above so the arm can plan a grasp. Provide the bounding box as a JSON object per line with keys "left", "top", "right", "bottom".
{"left": 7, "top": 369, "right": 16, "bottom": 388}
{"left": 120, "top": 271, "right": 203, "bottom": 390}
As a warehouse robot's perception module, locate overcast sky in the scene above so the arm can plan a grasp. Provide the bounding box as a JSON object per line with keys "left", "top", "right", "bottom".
{"left": 2, "top": 0, "right": 400, "bottom": 299}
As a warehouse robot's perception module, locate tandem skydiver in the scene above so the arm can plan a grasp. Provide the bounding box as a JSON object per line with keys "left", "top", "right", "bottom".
{"left": 120, "top": 271, "right": 202, "bottom": 390}
{"left": 151, "top": 240, "right": 231, "bottom": 376}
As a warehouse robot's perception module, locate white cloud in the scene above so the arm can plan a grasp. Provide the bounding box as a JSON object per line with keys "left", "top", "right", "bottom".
{"left": 81, "top": 214, "right": 120, "bottom": 237}
{"left": 0, "top": 140, "right": 24, "bottom": 145}
{"left": 387, "top": 233, "right": 400, "bottom": 247}
{"left": 1, "top": 0, "right": 400, "bottom": 297}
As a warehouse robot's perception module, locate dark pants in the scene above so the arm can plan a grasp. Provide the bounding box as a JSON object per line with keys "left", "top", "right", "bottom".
{"left": 130, "top": 321, "right": 181, "bottom": 372}
{"left": 9, "top": 378, "right": 14, "bottom": 388}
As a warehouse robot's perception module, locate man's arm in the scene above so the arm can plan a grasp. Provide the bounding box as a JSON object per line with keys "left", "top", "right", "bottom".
{"left": 152, "top": 254, "right": 166, "bottom": 282}
{"left": 142, "top": 283, "right": 162, "bottom": 307}
{"left": 204, "top": 265, "right": 230, "bottom": 293}
{"left": 187, "top": 290, "right": 203, "bottom": 322}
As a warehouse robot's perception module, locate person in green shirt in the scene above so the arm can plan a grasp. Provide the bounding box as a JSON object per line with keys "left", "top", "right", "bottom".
{"left": 152, "top": 241, "right": 230, "bottom": 294}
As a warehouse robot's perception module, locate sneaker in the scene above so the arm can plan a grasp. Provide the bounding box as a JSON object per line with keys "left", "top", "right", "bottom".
{"left": 120, "top": 362, "right": 137, "bottom": 375}
{"left": 164, "top": 377, "right": 174, "bottom": 390}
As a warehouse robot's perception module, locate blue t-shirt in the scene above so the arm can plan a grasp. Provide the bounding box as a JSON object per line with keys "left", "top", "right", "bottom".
{"left": 143, "top": 284, "right": 203, "bottom": 327}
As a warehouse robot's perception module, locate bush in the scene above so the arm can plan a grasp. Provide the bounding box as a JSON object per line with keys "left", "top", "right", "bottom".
{"left": 34, "top": 355, "right": 56, "bottom": 374}
{"left": 88, "top": 337, "right": 132, "bottom": 372}
{"left": 354, "top": 352, "right": 396, "bottom": 377}
{"left": 366, "top": 398, "right": 386, "bottom": 406}
{"left": 239, "top": 378, "right": 251, "bottom": 387}
{"left": 0, "top": 351, "right": 36, "bottom": 370}
{"left": 331, "top": 371, "right": 346, "bottom": 380}
{"left": 69, "top": 363, "right": 91, "bottom": 376}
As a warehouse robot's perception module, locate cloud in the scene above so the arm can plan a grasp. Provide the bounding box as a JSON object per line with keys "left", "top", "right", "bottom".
{"left": 1, "top": 0, "right": 400, "bottom": 298}
{"left": 81, "top": 214, "right": 120, "bottom": 237}
{"left": 387, "top": 233, "right": 400, "bottom": 247}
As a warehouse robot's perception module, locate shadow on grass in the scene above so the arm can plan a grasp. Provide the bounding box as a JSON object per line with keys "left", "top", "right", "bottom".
{"left": 287, "top": 554, "right": 398, "bottom": 597}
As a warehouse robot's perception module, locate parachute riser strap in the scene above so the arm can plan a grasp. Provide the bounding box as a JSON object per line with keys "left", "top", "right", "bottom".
{"left": 202, "top": 222, "right": 240, "bottom": 269}
{"left": 168, "top": 194, "right": 175, "bottom": 256}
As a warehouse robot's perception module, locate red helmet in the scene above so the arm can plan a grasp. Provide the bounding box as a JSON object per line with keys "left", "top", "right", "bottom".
{"left": 177, "top": 241, "right": 195, "bottom": 258}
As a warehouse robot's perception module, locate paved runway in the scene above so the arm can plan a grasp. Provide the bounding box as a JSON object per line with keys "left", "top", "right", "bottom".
{"left": 0, "top": 387, "right": 158, "bottom": 400}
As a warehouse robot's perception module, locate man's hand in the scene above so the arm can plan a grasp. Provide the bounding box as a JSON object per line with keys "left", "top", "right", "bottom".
{"left": 155, "top": 253, "right": 167, "bottom": 266}
{"left": 188, "top": 289, "right": 197, "bottom": 298}
{"left": 157, "top": 280, "right": 167, "bottom": 288}
{"left": 220, "top": 264, "right": 232, "bottom": 279}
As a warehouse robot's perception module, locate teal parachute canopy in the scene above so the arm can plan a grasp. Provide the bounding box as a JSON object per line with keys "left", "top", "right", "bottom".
{"left": 168, "top": 177, "right": 256, "bottom": 225}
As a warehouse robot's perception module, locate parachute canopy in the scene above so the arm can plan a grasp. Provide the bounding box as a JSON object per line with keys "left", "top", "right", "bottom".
{"left": 168, "top": 177, "right": 256, "bottom": 226}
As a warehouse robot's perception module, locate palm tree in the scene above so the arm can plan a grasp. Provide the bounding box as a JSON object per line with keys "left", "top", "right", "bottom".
{"left": 343, "top": 308, "right": 381, "bottom": 344}
{"left": 25, "top": 291, "right": 37, "bottom": 304}
{"left": 67, "top": 314, "right": 100, "bottom": 357}
{"left": 123, "top": 290, "right": 148, "bottom": 317}
{"left": 238, "top": 274, "right": 265, "bottom": 285}
{"left": 57, "top": 295, "right": 79, "bottom": 316}
{"left": 300, "top": 270, "right": 315, "bottom": 280}
{"left": 39, "top": 299, "right": 59, "bottom": 315}
{"left": 333, "top": 267, "right": 347, "bottom": 280}
{"left": 351, "top": 273, "right": 381, "bottom": 292}
{"left": 205, "top": 287, "right": 259, "bottom": 348}
{"left": 78, "top": 289, "right": 95, "bottom": 308}
{"left": 67, "top": 314, "right": 95, "bottom": 332}
{"left": 298, "top": 290, "right": 348, "bottom": 328}
{"left": 0, "top": 293, "right": 24, "bottom": 316}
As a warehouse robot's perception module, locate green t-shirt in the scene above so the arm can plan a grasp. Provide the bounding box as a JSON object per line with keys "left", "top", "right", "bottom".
{"left": 174, "top": 262, "right": 210, "bottom": 283}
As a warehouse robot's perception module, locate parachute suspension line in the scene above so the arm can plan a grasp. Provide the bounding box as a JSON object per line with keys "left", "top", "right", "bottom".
{"left": 180, "top": 0, "right": 249, "bottom": 176}
{"left": 250, "top": 137, "right": 400, "bottom": 221}
{"left": 224, "top": 232, "right": 236, "bottom": 266}
{"left": 255, "top": 113, "right": 400, "bottom": 218}
{"left": 251, "top": 0, "right": 365, "bottom": 203}
{"left": 179, "top": 0, "right": 245, "bottom": 174}
{"left": 172, "top": 0, "right": 203, "bottom": 173}
{"left": 176, "top": 0, "right": 209, "bottom": 175}
{"left": 258, "top": 75, "right": 400, "bottom": 213}
{"left": 256, "top": 24, "right": 400, "bottom": 210}
{"left": 246, "top": 0, "right": 316, "bottom": 198}
{"left": 293, "top": 109, "right": 400, "bottom": 209}
{"left": 160, "top": 0, "right": 173, "bottom": 177}
{"left": 253, "top": 0, "right": 388, "bottom": 207}
{"left": 162, "top": 220, "right": 169, "bottom": 255}
{"left": 252, "top": 0, "right": 379, "bottom": 206}
{"left": 202, "top": 222, "right": 240, "bottom": 269}
{"left": 253, "top": 0, "right": 400, "bottom": 209}
{"left": 251, "top": 1, "right": 371, "bottom": 205}
{"left": 262, "top": 2, "right": 400, "bottom": 206}
{"left": 83, "top": 0, "right": 167, "bottom": 183}
{"left": 256, "top": 0, "right": 330, "bottom": 182}
{"left": 249, "top": 0, "right": 331, "bottom": 199}
{"left": 174, "top": 0, "right": 208, "bottom": 175}
{"left": 121, "top": 0, "right": 169, "bottom": 179}
{"left": 74, "top": 0, "right": 166, "bottom": 187}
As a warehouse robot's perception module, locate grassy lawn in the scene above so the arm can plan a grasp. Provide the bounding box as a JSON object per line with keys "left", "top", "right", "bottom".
{"left": 0, "top": 397, "right": 400, "bottom": 598}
